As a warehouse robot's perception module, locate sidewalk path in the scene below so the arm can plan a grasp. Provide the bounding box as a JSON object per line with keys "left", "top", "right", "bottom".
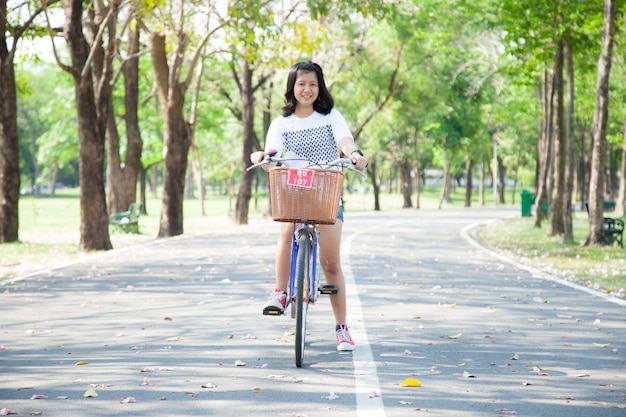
{"left": 1, "top": 208, "right": 624, "bottom": 417}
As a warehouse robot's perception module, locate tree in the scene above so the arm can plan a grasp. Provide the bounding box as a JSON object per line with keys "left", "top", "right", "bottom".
{"left": 143, "top": 2, "right": 228, "bottom": 237}
{"left": 106, "top": 23, "right": 143, "bottom": 215}
{"left": 230, "top": 60, "right": 270, "bottom": 225}
{"left": 563, "top": 38, "right": 576, "bottom": 242}
{"left": 0, "top": 0, "right": 20, "bottom": 243}
{"left": 224, "top": 0, "right": 304, "bottom": 225}
{"left": 333, "top": 5, "right": 436, "bottom": 211}
{"left": 550, "top": 41, "right": 566, "bottom": 236}
{"left": 585, "top": 0, "right": 617, "bottom": 246}
{"left": 494, "top": 0, "right": 602, "bottom": 233}
{"left": 0, "top": 0, "right": 46, "bottom": 242}
{"left": 54, "top": 0, "right": 115, "bottom": 251}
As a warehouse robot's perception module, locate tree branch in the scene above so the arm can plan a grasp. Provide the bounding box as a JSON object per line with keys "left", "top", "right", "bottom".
{"left": 80, "top": 2, "right": 117, "bottom": 80}
{"left": 182, "top": 16, "right": 231, "bottom": 89}
{"left": 40, "top": 0, "right": 72, "bottom": 73}
{"left": 10, "top": 0, "right": 56, "bottom": 56}
{"left": 352, "top": 47, "right": 404, "bottom": 140}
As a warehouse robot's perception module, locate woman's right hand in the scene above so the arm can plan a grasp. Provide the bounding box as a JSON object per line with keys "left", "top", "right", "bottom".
{"left": 250, "top": 151, "right": 266, "bottom": 164}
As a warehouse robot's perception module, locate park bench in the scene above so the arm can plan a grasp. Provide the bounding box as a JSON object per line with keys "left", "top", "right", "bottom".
{"left": 109, "top": 202, "right": 142, "bottom": 234}
{"left": 584, "top": 202, "right": 624, "bottom": 248}
{"left": 603, "top": 217, "right": 624, "bottom": 248}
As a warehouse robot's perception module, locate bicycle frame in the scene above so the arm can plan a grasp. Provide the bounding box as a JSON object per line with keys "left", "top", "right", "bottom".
{"left": 287, "top": 224, "right": 319, "bottom": 316}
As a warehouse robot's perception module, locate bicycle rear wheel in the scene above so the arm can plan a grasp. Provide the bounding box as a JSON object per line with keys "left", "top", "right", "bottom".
{"left": 294, "top": 231, "right": 311, "bottom": 368}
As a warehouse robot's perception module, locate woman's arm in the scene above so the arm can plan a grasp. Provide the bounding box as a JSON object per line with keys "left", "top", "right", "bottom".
{"left": 338, "top": 137, "right": 368, "bottom": 171}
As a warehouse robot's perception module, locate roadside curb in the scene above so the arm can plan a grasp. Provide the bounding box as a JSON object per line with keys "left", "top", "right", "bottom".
{"left": 462, "top": 219, "right": 626, "bottom": 307}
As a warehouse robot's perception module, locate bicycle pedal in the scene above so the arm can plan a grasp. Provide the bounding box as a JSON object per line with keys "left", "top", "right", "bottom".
{"left": 318, "top": 285, "right": 338, "bottom": 295}
{"left": 263, "top": 308, "right": 284, "bottom": 316}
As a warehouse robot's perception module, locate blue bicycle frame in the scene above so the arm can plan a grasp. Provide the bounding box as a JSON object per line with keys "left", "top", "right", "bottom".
{"left": 288, "top": 224, "right": 319, "bottom": 313}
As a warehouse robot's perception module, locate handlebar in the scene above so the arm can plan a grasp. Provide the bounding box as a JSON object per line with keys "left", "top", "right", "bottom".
{"left": 246, "top": 150, "right": 367, "bottom": 179}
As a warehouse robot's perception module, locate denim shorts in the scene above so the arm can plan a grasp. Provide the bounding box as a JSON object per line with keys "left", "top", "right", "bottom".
{"left": 337, "top": 204, "right": 344, "bottom": 222}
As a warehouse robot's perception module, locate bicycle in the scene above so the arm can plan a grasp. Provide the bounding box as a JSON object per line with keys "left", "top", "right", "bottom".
{"left": 247, "top": 150, "right": 365, "bottom": 367}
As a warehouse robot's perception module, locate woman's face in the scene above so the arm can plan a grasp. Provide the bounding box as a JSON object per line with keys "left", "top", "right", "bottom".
{"left": 293, "top": 71, "right": 319, "bottom": 108}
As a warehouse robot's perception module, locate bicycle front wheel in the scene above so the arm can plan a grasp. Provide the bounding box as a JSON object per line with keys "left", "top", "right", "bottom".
{"left": 294, "top": 231, "right": 311, "bottom": 368}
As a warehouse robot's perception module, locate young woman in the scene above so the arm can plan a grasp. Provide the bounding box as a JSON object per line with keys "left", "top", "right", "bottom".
{"left": 250, "top": 61, "right": 368, "bottom": 351}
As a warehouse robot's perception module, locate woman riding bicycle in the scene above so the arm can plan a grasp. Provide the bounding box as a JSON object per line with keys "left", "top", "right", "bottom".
{"left": 250, "top": 61, "right": 368, "bottom": 351}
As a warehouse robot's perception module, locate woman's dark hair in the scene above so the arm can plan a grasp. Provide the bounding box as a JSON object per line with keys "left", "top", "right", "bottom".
{"left": 282, "top": 61, "right": 334, "bottom": 116}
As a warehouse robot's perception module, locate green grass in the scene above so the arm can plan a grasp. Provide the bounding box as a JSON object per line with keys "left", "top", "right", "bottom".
{"left": 2, "top": 188, "right": 247, "bottom": 279}
{"left": 478, "top": 214, "right": 626, "bottom": 298}
{"left": 3, "top": 185, "right": 625, "bottom": 300}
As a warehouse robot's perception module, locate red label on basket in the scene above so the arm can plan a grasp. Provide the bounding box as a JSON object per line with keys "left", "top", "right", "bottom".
{"left": 287, "top": 168, "right": 315, "bottom": 188}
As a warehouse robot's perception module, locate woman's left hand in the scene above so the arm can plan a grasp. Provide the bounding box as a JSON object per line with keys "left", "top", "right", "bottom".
{"left": 350, "top": 152, "right": 368, "bottom": 171}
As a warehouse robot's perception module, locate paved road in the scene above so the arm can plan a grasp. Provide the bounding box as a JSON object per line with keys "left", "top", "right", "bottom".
{"left": 1, "top": 208, "right": 624, "bottom": 417}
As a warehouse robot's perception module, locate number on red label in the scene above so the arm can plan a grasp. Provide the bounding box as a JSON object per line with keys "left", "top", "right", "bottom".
{"left": 287, "top": 168, "right": 315, "bottom": 189}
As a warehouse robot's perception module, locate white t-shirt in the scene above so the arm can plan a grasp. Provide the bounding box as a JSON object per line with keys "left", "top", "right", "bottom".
{"left": 265, "top": 109, "right": 353, "bottom": 169}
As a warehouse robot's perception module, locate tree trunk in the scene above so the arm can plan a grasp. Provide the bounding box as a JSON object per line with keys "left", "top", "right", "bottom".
{"left": 400, "top": 160, "right": 413, "bottom": 208}
{"left": 585, "top": 0, "right": 616, "bottom": 246}
{"left": 107, "top": 25, "right": 142, "bottom": 214}
{"left": 0, "top": 0, "right": 20, "bottom": 243}
{"left": 368, "top": 160, "right": 381, "bottom": 211}
{"left": 534, "top": 69, "right": 554, "bottom": 228}
{"left": 184, "top": 165, "right": 194, "bottom": 198}
{"left": 49, "top": 165, "right": 58, "bottom": 197}
{"left": 151, "top": 32, "right": 190, "bottom": 237}
{"left": 464, "top": 159, "right": 473, "bottom": 208}
{"left": 414, "top": 159, "right": 421, "bottom": 209}
{"left": 479, "top": 151, "right": 485, "bottom": 206}
{"left": 234, "top": 62, "right": 256, "bottom": 225}
{"left": 563, "top": 38, "right": 575, "bottom": 242}
{"left": 550, "top": 41, "right": 565, "bottom": 236}
{"left": 121, "top": 26, "right": 143, "bottom": 211}
{"left": 615, "top": 138, "right": 626, "bottom": 217}
{"left": 577, "top": 122, "right": 587, "bottom": 210}
{"left": 189, "top": 54, "right": 206, "bottom": 217}
{"left": 106, "top": 101, "right": 125, "bottom": 212}
{"left": 511, "top": 152, "right": 521, "bottom": 205}
{"left": 497, "top": 156, "right": 505, "bottom": 205}
{"left": 63, "top": 0, "right": 112, "bottom": 251}
{"left": 608, "top": 143, "right": 617, "bottom": 195}
{"left": 438, "top": 152, "right": 451, "bottom": 210}
{"left": 140, "top": 164, "right": 148, "bottom": 215}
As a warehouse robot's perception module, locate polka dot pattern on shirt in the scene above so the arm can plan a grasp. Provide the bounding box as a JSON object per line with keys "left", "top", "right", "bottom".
{"left": 283, "top": 125, "right": 339, "bottom": 165}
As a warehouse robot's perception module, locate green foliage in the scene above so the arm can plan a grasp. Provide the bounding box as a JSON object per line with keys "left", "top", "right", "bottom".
{"left": 16, "top": 63, "right": 77, "bottom": 186}
{"left": 9, "top": 0, "right": 626, "bottom": 231}
{"left": 36, "top": 120, "right": 78, "bottom": 168}
{"left": 226, "top": 0, "right": 280, "bottom": 61}
{"left": 307, "top": 0, "right": 390, "bottom": 20}
{"left": 493, "top": 0, "right": 603, "bottom": 77}
{"left": 193, "top": 70, "right": 243, "bottom": 182}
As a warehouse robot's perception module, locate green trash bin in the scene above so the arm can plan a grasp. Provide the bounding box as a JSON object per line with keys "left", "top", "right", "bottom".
{"left": 520, "top": 190, "right": 534, "bottom": 217}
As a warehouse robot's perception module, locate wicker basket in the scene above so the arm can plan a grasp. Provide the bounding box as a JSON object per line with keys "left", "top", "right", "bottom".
{"left": 269, "top": 167, "right": 344, "bottom": 224}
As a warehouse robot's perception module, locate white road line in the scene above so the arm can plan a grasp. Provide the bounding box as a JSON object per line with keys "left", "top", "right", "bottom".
{"left": 343, "top": 230, "right": 387, "bottom": 417}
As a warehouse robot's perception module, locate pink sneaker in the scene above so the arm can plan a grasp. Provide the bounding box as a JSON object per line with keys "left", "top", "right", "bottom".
{"left": 263, "top": 290, "right": 287, "bottom": 315}
{"left": 336, "top": 324, "right": 355, "bottom": 351}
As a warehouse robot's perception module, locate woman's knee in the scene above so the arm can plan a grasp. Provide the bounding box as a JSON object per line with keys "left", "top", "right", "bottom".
{"left": 320, "top": 257, "right": 342, "bottom": 278}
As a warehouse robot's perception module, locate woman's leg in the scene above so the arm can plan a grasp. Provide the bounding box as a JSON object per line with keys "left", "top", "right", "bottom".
{"left": 275, "top": 222, "right": 295, "bottom": 291}
{"left": 318, "top": 221, "right": 346, "bottom": 326}
{"left": 262, "top": 223, "right": 296, "bottom": 313}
